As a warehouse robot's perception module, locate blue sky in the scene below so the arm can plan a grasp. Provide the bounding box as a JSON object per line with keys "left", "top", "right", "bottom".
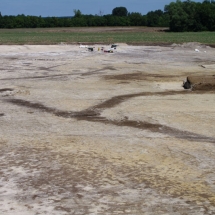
{"left": 1, "top": 0, "right": 202, "bottom": 17}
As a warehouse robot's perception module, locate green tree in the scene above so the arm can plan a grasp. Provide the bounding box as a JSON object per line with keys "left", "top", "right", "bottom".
{"left": 73, "top": 9, "right": 82, "bottom": 18}
{"left": 128, "top": 12, "right": 144, "bottom": 26}
{"left": 197, "top": 1, "right": 215, "bottom": 30}
{"left": 165, "top": 0, "right": 215, "bottom": 31}
{"left": 203, "top": 0, "right": 210, "bottom": 3}
{"left": 71, "top": 17, "right": 87, "bottom": 27}
{"left": 112, "top": 7, "right": 128, "bottom": 16}
{"left": 165, "top": 0, "right": 189, "bottom": 31}
{"left": 183, "top": 0, "right": 200, "bottom": 30}
{"left": 87, "top": 15, "right": 106, "bottom": 26}
{"left": 146, "top": 10, "right": 169, "bottom": 27}
{"left": 146, "top": 10, "right": 160, "bottom": 27}
{"left": 14, "top": 14, "right": 25, "bottom": 28}
{"left": 104, "top": 15, "right": 116, "bottom": 26}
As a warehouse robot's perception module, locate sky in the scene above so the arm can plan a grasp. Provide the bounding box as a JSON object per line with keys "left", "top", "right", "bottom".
{"left": 0, "top": 0, "right": 202, "bottom": 17}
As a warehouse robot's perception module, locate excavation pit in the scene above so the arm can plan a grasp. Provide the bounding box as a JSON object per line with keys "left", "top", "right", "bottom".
{"left": 183, "top": 75, "right": 215, "bottom": 91}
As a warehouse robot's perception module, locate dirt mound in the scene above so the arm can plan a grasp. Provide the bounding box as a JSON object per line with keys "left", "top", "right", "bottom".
{"left": 183, "top": 75, "right": 215, "bottom": 90}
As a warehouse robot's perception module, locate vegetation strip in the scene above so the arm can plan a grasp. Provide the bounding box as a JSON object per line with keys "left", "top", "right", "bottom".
{"left": 0, "top": 1, "right": 215, "bottom": 32}
{"left": 0, "top": 28, "right": 215, "bottom": 45}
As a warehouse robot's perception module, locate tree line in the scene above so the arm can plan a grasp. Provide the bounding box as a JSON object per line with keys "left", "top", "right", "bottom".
{"left": 166, "top": 0, "right": 215, "bottom": 31}
{"left": 0, "top": 10, "right": 168, "bottom": 29}
{"left": 0, "top": 0, "right": 215, "bottom": 31}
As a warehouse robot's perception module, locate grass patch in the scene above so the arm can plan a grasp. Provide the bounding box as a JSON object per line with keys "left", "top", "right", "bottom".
{"left": 0, "top": 28, "right": 215, "bottom": 45}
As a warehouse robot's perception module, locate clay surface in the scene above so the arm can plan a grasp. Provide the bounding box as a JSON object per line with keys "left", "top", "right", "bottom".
{"left": 0, "top": 43, "right": 215, "bottom": 215}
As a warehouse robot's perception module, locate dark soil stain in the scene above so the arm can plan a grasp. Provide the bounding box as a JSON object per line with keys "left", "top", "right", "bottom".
{"left": 193, "top": 83, "right": 215, "bottom": 91}
{"left": 54, "top": 206, "right": 72, "bottom": 213}
{"left": 36, "top": 59, "right": 55, "bottom": 61}
{"left": 8, "top": 99, "right": 57, "bottom": 113}
{"left": 118, "top": 81, "right": 130, "bottom": 84}
{"left": 38, "top": 64, "right": 67, "bottom": 71}
{"left": 0, "top": 68, "right": 13, "bottom": 71}
{"left": 93, "top": 90, "right": 188, "bottom": 109}
{"left": 81, "top": 66, "right": 117, "bottom": 76}
{"left": 6, "top": 99, "right": 97, "bottom": 119}
{"left": 38, "top": 67, "right": 50, "bottom": 71}
{"left": 34, "top": 62, "right": 69, "bottom": 71}
{"left": 78, "top": 117, "right": 215, "bottom": 143}
{"left": 104, "top": 72, "right": 178, "bottom": 81}
{"left": 0, "top": 88, "right": 14, "bottom": 92}
{"left": 119, "top": 120, "right": 215, "bottom": 143}
{"left": 6, "top": 90, "right": 215, "bottom": 143}
{"left": 0, "top": 113, "right": 4, "bottom": 117}
{"left": 0, "top": 74, "right": 72, "bottom": 81}
{"left": 5, "top": 57, "right": 18, "bottom": 60}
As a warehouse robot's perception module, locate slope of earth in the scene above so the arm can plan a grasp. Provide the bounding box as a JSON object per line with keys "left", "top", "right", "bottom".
{"left": 0, "top": 43, "right": 215, "bottom": 215}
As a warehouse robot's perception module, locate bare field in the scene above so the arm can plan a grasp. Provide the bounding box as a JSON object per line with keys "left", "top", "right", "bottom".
{"left": 0, "top": 43, "right": 215, "bottom": 215}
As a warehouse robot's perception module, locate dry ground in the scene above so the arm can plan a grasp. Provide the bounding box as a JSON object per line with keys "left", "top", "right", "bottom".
{"left": 0, "top": 43, "right": 215, "bottom": 215}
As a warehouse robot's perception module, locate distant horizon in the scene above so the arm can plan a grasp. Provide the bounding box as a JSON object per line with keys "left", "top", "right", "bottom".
{"left": 0, "top": 0, "right": 203, "bottom": 17}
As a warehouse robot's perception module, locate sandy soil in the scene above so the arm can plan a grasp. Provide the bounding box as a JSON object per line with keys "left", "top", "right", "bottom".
{"left": 0, "top": 43, "right": 215, "bottom": 215}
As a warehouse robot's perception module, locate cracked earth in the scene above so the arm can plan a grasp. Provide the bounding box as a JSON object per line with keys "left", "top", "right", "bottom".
{"left": 0, "top": 43, "right": 215, "bottom": 214}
